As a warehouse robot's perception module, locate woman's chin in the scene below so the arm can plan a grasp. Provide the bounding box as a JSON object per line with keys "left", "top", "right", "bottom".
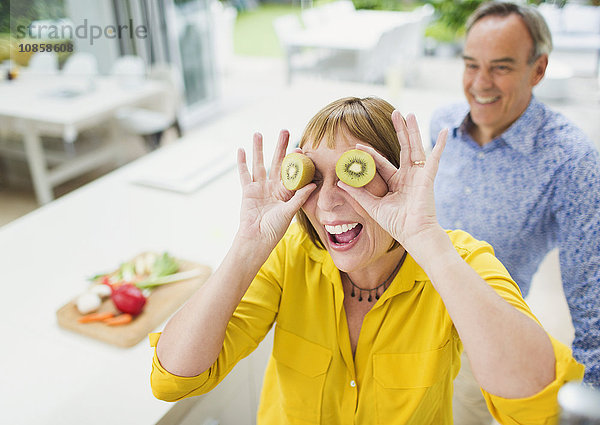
{"left": 324, "top": 233, "right": 366, "bottom": 273}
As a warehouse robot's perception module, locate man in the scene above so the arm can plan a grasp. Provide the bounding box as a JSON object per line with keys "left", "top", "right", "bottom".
{"left": 430, "top": 1, "right": 600, "bottom": 423}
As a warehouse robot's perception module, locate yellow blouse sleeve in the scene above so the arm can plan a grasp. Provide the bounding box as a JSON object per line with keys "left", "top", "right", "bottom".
{"left": 453, "top": 231, "right": 585, "bottom": 424}
{"left": 149, "top": 240, "right": 286, "bottom": 402}
{"left": 483, "top": 335, "right": 584, "bottom": 425}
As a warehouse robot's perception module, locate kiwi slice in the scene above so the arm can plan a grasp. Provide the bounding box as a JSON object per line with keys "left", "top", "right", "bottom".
{"left": 281, "top": 152, "right": 315, "bottom": 190}
{"left": 336, "top": 149, "right": 376, "bottom": 187}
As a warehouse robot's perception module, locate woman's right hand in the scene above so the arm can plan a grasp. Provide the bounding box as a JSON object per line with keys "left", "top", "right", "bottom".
{"left": 236, "top": 130, "right": 316, "bottom": 252}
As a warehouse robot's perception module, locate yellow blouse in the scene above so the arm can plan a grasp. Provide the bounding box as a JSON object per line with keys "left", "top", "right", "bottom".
{"left": 150, "top": 223, "right": 583, "bottom": 424}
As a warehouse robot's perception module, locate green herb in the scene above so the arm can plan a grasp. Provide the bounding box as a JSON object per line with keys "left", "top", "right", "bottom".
{"left": 87, "top": 272, "right": 109, "bottom": 282}
{"left": 119, "top": 262, "right": 136, "bottom": 281}
{"left": 150, "top": 252, "right": 179, "bottom": 278}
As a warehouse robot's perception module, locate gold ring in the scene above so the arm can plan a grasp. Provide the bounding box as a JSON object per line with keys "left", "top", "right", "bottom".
{"left": 412, "top": 160, "right": 426, "bottom": 167}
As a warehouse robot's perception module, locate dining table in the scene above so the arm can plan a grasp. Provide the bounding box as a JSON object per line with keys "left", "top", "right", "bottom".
{"left": 0, "top": 74, "right": 168, "bottom": 205}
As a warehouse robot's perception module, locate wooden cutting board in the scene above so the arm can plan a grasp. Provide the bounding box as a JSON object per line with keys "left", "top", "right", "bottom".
{"left": 56, "top": 257, "right": 212, "bottom": 348}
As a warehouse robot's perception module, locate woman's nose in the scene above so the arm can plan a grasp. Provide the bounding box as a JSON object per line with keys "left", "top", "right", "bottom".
{"left": 316, "top": 180, "right": 345, "bottom": 212}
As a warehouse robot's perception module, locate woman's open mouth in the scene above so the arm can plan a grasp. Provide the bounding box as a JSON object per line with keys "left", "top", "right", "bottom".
{"left": 324, "top": 222, "right": 363, "bottom": 250}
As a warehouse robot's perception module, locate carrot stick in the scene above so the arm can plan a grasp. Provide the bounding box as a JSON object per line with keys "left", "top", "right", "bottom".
{"left": 78, "top": 311, "right": 115, "bottom": 323}
{"left": 103, "top": 314, "right": 133, "bottom": 326}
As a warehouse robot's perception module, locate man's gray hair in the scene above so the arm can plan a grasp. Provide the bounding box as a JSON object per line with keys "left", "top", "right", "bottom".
{"left": 466, "top": 1, "right": 553, "bottom": 63}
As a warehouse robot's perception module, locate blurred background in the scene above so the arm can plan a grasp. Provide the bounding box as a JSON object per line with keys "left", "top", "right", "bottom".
{"left": 0, "top": 0, "right": 599, "bottom": 225}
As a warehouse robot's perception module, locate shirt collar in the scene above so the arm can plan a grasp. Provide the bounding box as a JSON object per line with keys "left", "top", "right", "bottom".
{"left": 450, "top": 104, "right": 471, "bottom": 139}
{"left": 318, "top": 248, "right": 428, "bottom": 303}
{"left": 496, "top": 96, "right": 543, "bottom": 155}
{"left": 455, "top": 96, "right": 543, "bottom": 155}
{"left": 380, "top": 253, "right": 428, "bottom": 301}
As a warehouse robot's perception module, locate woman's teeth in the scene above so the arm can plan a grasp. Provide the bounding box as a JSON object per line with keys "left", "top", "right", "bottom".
{"left": 325, "top": 222, "right": 359, "bottom": 235}
{"left": 325, "top": 222, "right": 362, "bottom": 246}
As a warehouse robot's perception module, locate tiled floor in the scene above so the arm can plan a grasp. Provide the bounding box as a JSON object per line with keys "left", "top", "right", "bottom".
{"left": 0, "top": 186, "right": 38, "bottom": 225}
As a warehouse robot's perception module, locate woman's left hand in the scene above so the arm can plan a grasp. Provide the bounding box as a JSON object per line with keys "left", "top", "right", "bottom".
{"left": 338, "top": 111, "right": 448, "bottom": 253}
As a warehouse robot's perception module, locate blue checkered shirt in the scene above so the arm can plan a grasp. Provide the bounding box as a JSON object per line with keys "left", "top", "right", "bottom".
{"left": 431, "top": 97, "right": 600, "bottom": 386}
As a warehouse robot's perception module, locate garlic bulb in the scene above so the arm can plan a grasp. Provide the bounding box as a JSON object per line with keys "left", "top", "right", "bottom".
{"left": 76, "top": 292, "right": 102, "bottom": 314}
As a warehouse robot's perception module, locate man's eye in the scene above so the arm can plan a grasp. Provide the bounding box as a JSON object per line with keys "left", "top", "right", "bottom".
{"left": 493, "top": 65, "right": 510, "bottom": 73}
{"left": 465, "top": 63, "right": 478, "bottom": 70}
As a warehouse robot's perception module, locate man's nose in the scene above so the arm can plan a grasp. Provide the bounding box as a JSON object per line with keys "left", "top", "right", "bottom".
{"left": 472, "top": 68, "right": 494, "bottom": 90}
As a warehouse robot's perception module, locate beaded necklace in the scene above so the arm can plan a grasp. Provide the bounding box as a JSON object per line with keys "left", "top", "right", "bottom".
{"left": 346, "top": 250, "right": 408, "bottom": 302}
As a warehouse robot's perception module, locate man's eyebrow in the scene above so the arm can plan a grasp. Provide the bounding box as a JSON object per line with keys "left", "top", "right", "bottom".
{"left": 490, "top": 57, "right": 516, "bottom": 63}
{"left": 462, "top": 55, "right": 516, "bottom": 64}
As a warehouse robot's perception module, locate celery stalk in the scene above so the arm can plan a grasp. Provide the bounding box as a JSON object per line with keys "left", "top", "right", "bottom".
{"left": 135, "top": 269, "right": 204, "bottom": 289}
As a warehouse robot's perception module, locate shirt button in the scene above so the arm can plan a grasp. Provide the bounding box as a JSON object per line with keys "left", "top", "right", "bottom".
{"left": 350, "top": 380, "right": 356, "bottom": 387}
{"left": 477, "top": 152, "right": 485, "bottom": 159}
{"left": 464, "top": 186, "right": 472, "bottom": 195}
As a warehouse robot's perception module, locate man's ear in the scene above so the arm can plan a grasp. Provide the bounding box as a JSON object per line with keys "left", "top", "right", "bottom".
{"left": 531, "top": 54, "right": 549, "bottom": 87}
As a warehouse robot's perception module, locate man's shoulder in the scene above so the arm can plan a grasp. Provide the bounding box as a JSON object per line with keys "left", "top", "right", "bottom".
{"left": 532, "top": 101, "right": 596, "bottom": 159}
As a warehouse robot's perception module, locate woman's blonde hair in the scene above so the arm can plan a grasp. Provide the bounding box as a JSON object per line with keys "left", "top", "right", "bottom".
{"left": 296, "top": 96, "right": 401, "bottom": 251}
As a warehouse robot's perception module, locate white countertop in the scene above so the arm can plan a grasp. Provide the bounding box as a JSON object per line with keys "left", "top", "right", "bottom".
{"left": 0, "top": 139, "right": 242, "bottom": 424}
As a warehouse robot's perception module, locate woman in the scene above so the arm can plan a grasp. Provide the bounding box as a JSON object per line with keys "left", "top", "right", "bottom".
{"left": 150, "top": 97, "right": 583, "bottom": 424}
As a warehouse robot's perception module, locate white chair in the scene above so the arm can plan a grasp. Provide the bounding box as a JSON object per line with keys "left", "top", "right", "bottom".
{"left": 534, "top": 59, "right": 574, "bottom": 101}
{"left": 538, "top": 3, "right": 600, "bottom": 77}
{"left": 331, "top": 0, "right": 355, "bottom": 13}
{"left": 301, "top": 7, "right": 326, "bottom": 29}
{"left": 562, "top": 4, "right": 600, "bottom": 36}
{"left": 321, "top": 1, "right": 355, "bottom": 21}
{"left": 147, "top": 63, "right": 184, "bottom": 117}
{"left": 114, "top": 61, "right": 183, "bottom": 150}
{"left": 357, "top": 17, "right": 423, "bottom": 84}
{"left": 273, "top": 14, "right": 346, "bottom": 83}
{"left": 110, "top": 55, "right": 146, "bottom": 87}
{"left": 359, "top": 5, "right": 433, "bottom": 84}
{"left": 111, "top": 55, "right": 146, "bottom": 75}
{"left": 302, "top": 1, "right": 355, "bottom": 28}
{"left": 273, "top": 14, "right": 303, "bottom": 45}
{"left": 273, "top": 14, "right": 307, "bottom": 83}
{"left": 62, "top": 52, "right": 99, "bottom": 76}
{"left": 26, "top": 52, "right": 59, "bottom": 75}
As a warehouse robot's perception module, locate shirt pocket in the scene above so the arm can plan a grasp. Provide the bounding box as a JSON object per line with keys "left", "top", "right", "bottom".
{"left": 372, "top": 340, "right": 452, "bottom": 425}
{"left": 272, "top": 326, "right": 332, "bottom": 424}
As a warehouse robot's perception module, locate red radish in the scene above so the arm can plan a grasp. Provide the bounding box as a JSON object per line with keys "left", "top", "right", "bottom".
{"left": 111, "top": 283, "right": 146, "bottom": 315}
